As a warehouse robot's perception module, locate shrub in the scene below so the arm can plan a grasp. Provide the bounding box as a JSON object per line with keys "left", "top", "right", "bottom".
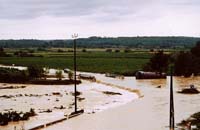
{"left": 57, "top": 49, "right": 64, "bottom": 52}
{"left": 68, "top": 71, "right": 73, "bottom": 80}
{"left": 82, "top": 49, "right": 87, "bottom": 52}
{"left": 55, "top": 69, "right": 63, "bottom": 80}
{"left": 0, "top": 68, "right": 29, "bottom": 83}
{"left": 124, "top": 48, "right": 131, "bottom": 53}
{"left": 27, "top": 65, "right": 44, "bottom": 79}
{"left": 115, "top": 49, "right": 120, "bottom": 53}
{"left": 106, "top": 49, "right": 112, "bottom": 52}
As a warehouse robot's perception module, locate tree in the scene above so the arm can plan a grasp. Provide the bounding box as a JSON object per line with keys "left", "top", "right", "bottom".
{"left": 174, "top": 51, "right": 195, "bottom": 77}
{"left": 106, "top": 49, "right": 112, "bottom": 52}
{"left": 115, "top": 49, "right": 120, "bottom": 53}
{"left": 55, "top": 70, "right": 63, "bottom": 80}
{"left": 143, "top": 50, "right": 170, "bottom": 74}
{"left": 0, "top": 47, "right": 7, "bottom": 57}
{"left": 57, "top": 49, "right": 64, "bottom": 52}
{"left": 27, "top": 66, "right": 44, "bottom": 79}
{"left": 0, "top": 47, "right": 4, "bottom": 52}
{"left": 68, "top": 71, "right": 73, "bottom": 80}
{"left": 124, "top": 48, "right": 131, "bottom": 53}
{"left": 82, "top": 49, "right": 87, "bottom": 52}
{"left": 191, "top": 41, "right": 200, "bottom": 57}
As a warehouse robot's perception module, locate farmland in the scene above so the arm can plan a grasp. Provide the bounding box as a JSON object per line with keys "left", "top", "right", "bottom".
{"left": 0, "top": 49, "right": 154, "bottom": 75}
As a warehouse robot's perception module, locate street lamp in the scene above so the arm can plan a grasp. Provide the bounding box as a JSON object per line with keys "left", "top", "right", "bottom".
{"left": 169, "top": 66, "right": 175, "bottom": 130}
{"left": 72, "top": 33, "right": 78, "bottom": 113}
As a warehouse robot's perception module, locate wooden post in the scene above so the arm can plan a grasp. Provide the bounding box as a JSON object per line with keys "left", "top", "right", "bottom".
{"left": 170, "top": 67, "right": 175, "bottom": 130}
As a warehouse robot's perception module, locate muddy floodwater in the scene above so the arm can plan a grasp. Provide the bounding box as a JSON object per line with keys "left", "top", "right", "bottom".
{"left": 0, "top": 70, "right": 200, "bottom": 130}
{"left": 88, "top": 73, "right": 200, "bottom": 130}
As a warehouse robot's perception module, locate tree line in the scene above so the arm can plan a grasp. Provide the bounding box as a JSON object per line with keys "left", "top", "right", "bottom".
{"left": 0, "top": 36, "right": 199, "bottom": 49}
{"left": 144, "top": 41, "right": 200, "bottom": 77}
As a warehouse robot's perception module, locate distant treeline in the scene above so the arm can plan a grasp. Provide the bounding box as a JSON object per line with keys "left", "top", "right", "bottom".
{"left": 0, "top": 36, "right": 200, "bottom": 48}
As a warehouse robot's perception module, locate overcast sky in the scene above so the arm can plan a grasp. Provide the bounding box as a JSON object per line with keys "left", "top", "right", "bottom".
{"left": 0, "top": 0, "right": 200, "bottom": 39}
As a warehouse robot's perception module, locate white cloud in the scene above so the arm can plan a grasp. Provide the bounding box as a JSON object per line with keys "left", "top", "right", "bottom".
{"left": 0, "top": 0, "right": 199, "bottom": 39}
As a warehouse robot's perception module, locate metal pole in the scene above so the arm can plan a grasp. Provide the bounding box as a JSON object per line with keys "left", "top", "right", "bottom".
{"left": 72, "top": 34, "right": 78, "bottom": 113}
{"left": 170, "top": 67, "right": 175, "bottom": 130}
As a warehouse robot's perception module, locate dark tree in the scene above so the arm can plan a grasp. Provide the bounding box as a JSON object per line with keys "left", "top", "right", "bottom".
{"left": 27, "top": 66, "right": 44, "bottom": 79}
{"left": 0, "top": 47, "right": 4, "bottom": 52}
{"left": 124, "top": 48, "right": 131, "bottom": 53}
{"left": 174, "top": 52, "right": 195, "bottom": 77}
{"left": 191, "top": 41, "right": 200, "bottom": 57}
{"left": 106, "top": 49, "right": 112, "bottom": 52}
{"left": 0, "top": 47, "right": 7, "bottom": 57}
{"left": 115, "top": 49, "right": 120, "bottom": 53}
{"left": 82, "top": 49, "right": 87, "bottom": 52}
{"left": 57, "top": 49, "right": 64, "bottom": 52}
{"left": 144, "top": 51, "right": 170, "bottom": 74}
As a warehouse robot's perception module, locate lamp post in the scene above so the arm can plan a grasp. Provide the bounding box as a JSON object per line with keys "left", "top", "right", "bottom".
{"left": 72, "top": 33, "right": 78, "bottom": 113}
{"left": 169, "top": 67, "right": 175, "bottom": 130}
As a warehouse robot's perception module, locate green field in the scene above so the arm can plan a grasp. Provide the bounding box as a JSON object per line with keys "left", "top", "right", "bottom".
{"left": 0, "top": 50, "right": 153, "bottom": 75}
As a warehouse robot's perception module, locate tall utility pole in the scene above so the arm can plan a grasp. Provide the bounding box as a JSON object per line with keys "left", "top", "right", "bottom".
{"left": 72, "top": 33, "right": 78, "bottom": 113}
{"left": 170, "top": 67, "right": 175, "bottom": 130}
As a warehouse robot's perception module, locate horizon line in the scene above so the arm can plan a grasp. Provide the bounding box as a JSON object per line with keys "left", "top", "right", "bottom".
{"left": 0, "top": 35, "right": 200, "bottom": 40}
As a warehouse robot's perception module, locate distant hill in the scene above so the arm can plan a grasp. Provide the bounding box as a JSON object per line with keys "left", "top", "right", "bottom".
{"left": 0, "top": 36, "right": 199, "bottom": 49}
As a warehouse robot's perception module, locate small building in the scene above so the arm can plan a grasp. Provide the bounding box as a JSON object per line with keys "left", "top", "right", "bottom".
{"left": 135, "top": 71, "right": 166, "bottom": 79}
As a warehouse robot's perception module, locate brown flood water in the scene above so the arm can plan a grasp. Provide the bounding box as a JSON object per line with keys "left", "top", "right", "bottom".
{"left": 102, "top": 75, "right": 200, "bottom": 130}
{"left": 0, "top": 70, "right": 200, "bottom": 130}
{"left": 76, "top": 73, "right": 200, "bottom": 130}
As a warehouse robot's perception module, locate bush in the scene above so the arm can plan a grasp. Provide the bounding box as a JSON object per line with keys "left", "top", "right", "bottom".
{"left": 28, "top": 49, "right": 35, "bottom": 53}
{"left": 14, "top": 51, "right": 34, "bottom": 57}
{"left": 68, "top": 50, "right": 73, "bottom": 52}
{"left": 106, "top": 49, "right": 112, "bottom": 52}
{"left": 68, "top": 71, "right": 73, "bottom": 80}
{"left": 37, "top": 47, "right": 47, "bottom": 51}
{"left": 57, "top": 49, "right": 64, "bottom": 52}
{"left": 0, "top": 68, "right": 29, "bottom": 83}
{"left": 115, "top": 49, "right": 120, "bottom": 53}
{"left": 124, "top": 48, "right": 131, "bottom": 53}
{"left": 55, "top": 69, "right": 63, "bottom": 80}
{"left": 0, "top": 47, "right": 9, "bottom": 57}
{"left": 82, "top": 49, "right": 87, "bottom": 52}
{"left": 27, "top": 65, "right": 44, "bottom": 79}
